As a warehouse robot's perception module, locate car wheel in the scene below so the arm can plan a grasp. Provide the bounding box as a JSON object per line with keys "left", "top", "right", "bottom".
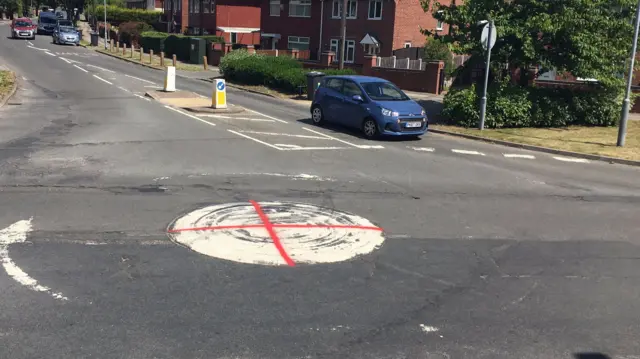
{"left": 362, "top": 118, "right": 380, "bottom": 140}
{"left": 311, "top": 105, "right": 324, "bottom": 125}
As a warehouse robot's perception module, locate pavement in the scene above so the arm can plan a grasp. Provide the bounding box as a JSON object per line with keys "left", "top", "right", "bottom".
{"left": 1, "top": 26, "right": 640, "bottom": 359}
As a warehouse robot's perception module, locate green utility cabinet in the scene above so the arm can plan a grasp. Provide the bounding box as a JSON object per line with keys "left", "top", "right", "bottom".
{"left": 189, "top": 38, "right": 206, "bottom": 64}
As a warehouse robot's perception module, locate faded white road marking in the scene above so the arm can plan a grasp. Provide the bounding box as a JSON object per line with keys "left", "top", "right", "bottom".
{"left": 86, "top": 64, "right": 115, "bottom": 73}
{"left": 504, "top": 153, "right": 535, "bottom": 159}
{"left": 244, "top": 108, "right": 288, "bottom": 123}
{"left": 0, "top": 219, "right": 68, "bottom": 301}
{"left": 553, "top": 156, "right": 589, "bottom": 163}
{"left": 285, "top": 146, "right": 350, "bottom": 151}
{"left": 239, "top": 130, "right": 328, "bottom": 140}
{"left": 408, "top": 146, "right": 435, "bottom": 152}
{"left": 275, "top": 144, "right": 302, "bottom": 149}
{"left": 144, "top": 85, "right": 162, "bottom": 88}
{"left": 93, "top": 74, "right": 113, "bottom": 85}
{"left": 134, "top": 94, "right": 151, "bottom": 101}
{"left": 27, "top": 45, "right": 50, "bottom": 51}
{"left": 118, "top": 86, "right": 130, "bottom": 92}
{"left": 419, "top": 324, "right": 440, "bottom": 333}
{"left": 165, "top": 105, "right": 217, "bottom": 127}
{"left": 228, "top": 130, "right": 283, "bottom": 150}
{"left": 21, "top": 76, "right": 27, "bottom": 80}
{"left": 30, "top": 238, "right": 172, "bottom": 246}
{"left": 125, "top": 74, "right": 156, "bottom": 84}
{"left": 44, "top": 51, "right": 56, "bottom": 57}
{"left": 27, "top": 41, "right": 34, "bottom": 46}
{"left": 302, "top": 127, "right": 369, "bottom": 149}
{"left": 73, "top": 64, "right": 88, "bottom": 73}
{"left": 199, "top": 114, "right": 275, "bottom": 122}
{"left": 226, "top": 173, "right": 335, "bottom": 181}
{"left": 59, "top": 57, "right": 72, "bottom": 64}
{"left": 451, "top": 149, "right": 485, "bottom": 156}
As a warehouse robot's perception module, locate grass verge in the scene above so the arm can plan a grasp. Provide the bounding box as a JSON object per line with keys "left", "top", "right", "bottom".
{"left": 0, "top": 70, "right": 16, "bottom": 102}
{"left": 94, "top": 47, "right": 207, "bottom": 71}
{"left": 431, "top": 122, "right": 640, "bottom": 161}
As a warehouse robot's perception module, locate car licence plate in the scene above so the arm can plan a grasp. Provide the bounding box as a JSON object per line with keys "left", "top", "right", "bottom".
{"left": 20, "top": 32, "right": 29, "bottom": 36}
{"left": 405, "top": 121, "right": 422, "bottom": 128}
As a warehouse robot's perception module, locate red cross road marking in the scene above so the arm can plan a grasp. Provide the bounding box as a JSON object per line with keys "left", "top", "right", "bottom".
{"left": 167, "top": 201, "right": 384, "bottom": 267}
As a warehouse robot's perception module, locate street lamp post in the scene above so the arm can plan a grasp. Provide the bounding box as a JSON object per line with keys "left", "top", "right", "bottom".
{"left": 103, "top": 0, "right": 107, "bottom": 49}
{"left": 617, "top": 0, "right": 640, "bottom": 147}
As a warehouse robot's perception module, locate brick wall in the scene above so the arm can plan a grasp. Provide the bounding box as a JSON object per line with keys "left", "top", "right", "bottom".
{"left": 392, "top": 0, "right": 451, "bottom": 50}
{"left": 362, "top": 55, "right": 444, "bottom": 93}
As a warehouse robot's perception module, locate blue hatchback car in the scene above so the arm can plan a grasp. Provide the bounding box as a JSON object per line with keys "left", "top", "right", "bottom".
{"left": 310, "top": 75, "right": 427, "bottom": 139}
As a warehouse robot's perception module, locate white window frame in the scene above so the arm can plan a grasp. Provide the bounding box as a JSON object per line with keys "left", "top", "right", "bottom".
{"left": 436, "top": 11, "right": 443, "bottom": 30}
{"left": 203, "top": 0, "right": 209, "bottom": 13}
{"left": 332, "top": 0, "right": 357, "bottom": 19}
{"left": 368, "top": 0, "right": 382, "bottom": 20}
{"left": 287, "top": 36, "right": 310, "bottom": 50}
{"left": 270, "top": 0, "right": 280, "bottom": 16}
{"left": 404, "top": 42, "right": 411, "bottom": 48}
{"left": 330, "top": 38, "right": 355, "bottom": 63}
{"left": 289, "top": 0, "right": 311, "bottom": 17}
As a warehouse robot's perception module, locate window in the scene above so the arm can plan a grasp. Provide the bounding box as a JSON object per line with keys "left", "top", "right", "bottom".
{"left": 332, "top": 0, "right": 357, "bottom": 19}
{"left": 230, "top": 32, "right": 238, "bottom": 44}
{"left": 288, "top": 36, "right": 310, "bottom": 50}
{"left": 324, "top": 78, "right": 344, "bottom": 92}
{"left": 330, "top": 39, "right": 355, "bottom": 63}
{"left": 289, "top": 0, "right": 311, "bottom": 17}
{"left": 361, "top": 82, "right": 409, "bottom": 101}
{"left": 364, "top": 44, "right": 380, "bottom": 55}
{"left": 368, "top": 0, "right": 382, "bottom": 19}
{"left": 203, "top": 0, "right": 209, "bottom": 13}
{"left": 404, "top": 42, "right": 411, "bottom": 48}
{"left": 436, "top": 11, "right": 443, "bottom": 30}
{"left": 342, "top": 81, "right": 363, "bottom": 97}
{"left": 270, "top": 0, "right": 280, "bottom": 16}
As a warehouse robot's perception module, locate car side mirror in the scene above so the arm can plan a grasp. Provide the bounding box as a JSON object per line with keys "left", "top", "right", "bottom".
{"left": 352, "top": 95, "right": 364, "bottom": 102}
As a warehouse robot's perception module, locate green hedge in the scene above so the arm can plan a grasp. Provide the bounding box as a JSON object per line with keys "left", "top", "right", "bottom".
{"left": 220, "top": 50, "right": 356, "bottom": 93}
{"left": 89, "top": 5, "right": 161, "bottom": 24}
{"left": 117, "top": 21, "right": 152, "bottom": 47}
{"left": 442, "top": 79, "right": 621, "bottom": 128}
{"left": 139, "top": 32, "right": 223, "bottom": 61}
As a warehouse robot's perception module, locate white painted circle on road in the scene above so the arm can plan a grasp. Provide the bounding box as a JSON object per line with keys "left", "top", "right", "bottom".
{"left": 167, "top": 202, "right": 385, "bottom": 266}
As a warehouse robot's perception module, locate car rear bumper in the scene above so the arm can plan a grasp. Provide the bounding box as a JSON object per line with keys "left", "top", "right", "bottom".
{"left": 381, "top": 118, "right": 428, "bottom": 136}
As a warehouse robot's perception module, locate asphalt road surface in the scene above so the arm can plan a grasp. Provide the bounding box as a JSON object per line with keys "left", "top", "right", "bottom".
{"left": 2, "top": 27, "right": 640, "bottom": 359}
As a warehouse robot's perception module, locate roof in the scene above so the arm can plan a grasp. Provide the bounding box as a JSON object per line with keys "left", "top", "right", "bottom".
{"left": 323, "top": 75, "right": 389, "bottom": 83}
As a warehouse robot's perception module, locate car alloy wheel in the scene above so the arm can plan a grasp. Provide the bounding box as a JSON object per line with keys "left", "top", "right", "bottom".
{"left": 311, "top": 106, "right": 324, "bottom": 125}
{"left": 362, "top": 118, "right": 379, "bottom": 139}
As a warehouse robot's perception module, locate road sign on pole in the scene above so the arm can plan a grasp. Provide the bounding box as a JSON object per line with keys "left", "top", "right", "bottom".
{"left": 212, "top": 79, "right": 227, "bottom": 109}
{"left": 481, "top": 22, "right": 497, "bottom": 51}
{"left": 478, "top": 20, "right": 496, "bottom": 130}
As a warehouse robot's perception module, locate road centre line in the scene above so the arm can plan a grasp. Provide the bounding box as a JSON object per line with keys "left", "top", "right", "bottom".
{"left": 244, "top": 108, "right": 289, "bottom": 123}
{"left": 73, "top": 64, "right": 88, "bottom": 73}
{"left": 86, "top": 64, "right": 115, "bottom": 73}
{"left": 239, "top": 130, "right": 329, "bottom": 140}
{"left": 503, "top": 153, "right": 535, "bottom": 159}
{"left": 165, "top": 105, "right": 217, "bottom": 127}
{"left": 27, "top": 41, "right": 33, "bottom": 46}
{"left": 553, "top": 156, "right": 590, "bottom": 163}
{"left": 93, "top": 74, "right": 113, "bottom": 85}
{"left": 27, "top": 45, "right": 50, "bottom": 51}
{"left": 125, "top": 74, "right": 156, "bottom": 84}
{"left": 408, "top": 146, "right": 435, "bottom": 152}
{"left": 134, "top": 94, "right": 151, "bottom": 101}
{"left": 451, "top": 149, "right": 485, "bottom": 156}
{"left": 302, "top": 127, "right": 367, "bottom": 149}
{"left": 227, "top": 130, "right": 283, "bottom": 150}
{"left": 285, "top": 146, "right": 351, "bottom": 151}
{"left": 60, "top": 58, "right": 72, "bottom": 64}
{"left": 118, "top": 86, "right": 130, "bottom": 92}
{"left": 44, "top": 51, "right": 56, "bottom": 57}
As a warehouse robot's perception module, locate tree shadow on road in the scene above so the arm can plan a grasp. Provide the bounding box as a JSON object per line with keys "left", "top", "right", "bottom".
{"left": 574, "top": 353, "right": 611, "bottom": 359}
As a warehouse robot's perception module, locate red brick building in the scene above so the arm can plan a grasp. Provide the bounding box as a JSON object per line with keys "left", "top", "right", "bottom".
{"left": 261, "top": 0, "right": 450, "bottom": 63}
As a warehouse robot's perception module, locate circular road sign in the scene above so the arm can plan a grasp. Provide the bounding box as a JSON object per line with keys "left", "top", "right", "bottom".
{"left": 481, "top": 22, "right": 497, "bottom": 50}
{"left": 216, "top": 81, "right": 225, "bottom": 91}
{"left": 167, "top": 201, "right": 385, "bottom": 266}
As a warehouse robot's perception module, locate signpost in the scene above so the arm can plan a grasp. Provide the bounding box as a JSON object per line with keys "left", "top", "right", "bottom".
{"left": 212, "top": 79, "right": 227, "bottom": 109}
{"left": 478, "top": 20, "right": 496, "bottom": 131}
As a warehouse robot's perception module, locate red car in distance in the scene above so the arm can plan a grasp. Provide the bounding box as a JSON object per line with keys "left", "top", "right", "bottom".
{"left": 10, "top": 18, "right": 36, "bottom": 40}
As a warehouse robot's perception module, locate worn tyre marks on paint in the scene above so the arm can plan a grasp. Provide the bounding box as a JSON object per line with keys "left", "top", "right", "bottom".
{"left": 167, "top": 201, "right": 385, "bottom": 266}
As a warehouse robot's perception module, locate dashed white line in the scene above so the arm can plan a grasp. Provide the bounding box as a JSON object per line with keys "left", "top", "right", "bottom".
{"left": 118, "top": 86, "right": 130, "bottom": 92}
{"left": 165, "top": 105, "right": 217, "bottom": 127}
{"left": 73, "top": 64, "right": 88, "bottom": 73}
{"left": 408, "top": 146, "right": 435, "bottom": 152}
{"left": 92, "top": 74, "right": 113, "bottom": 85}
{"left": 27, "top": 45, "right": 50, "bottom": 51}
{"left": 125, "top": 74, "right": 156, "bottom": 84}
{"left": 419, "top": 324, "right": 440, "bottom": 333}
{"left": 199, "top": 114, "right": 275, "bottom": 122}
{"left": 134, "top": 94, "right": 151, "bottom": 101}
{"left": 86, "top": 64, "right": 115, "bottom": 73}
{"left": 59, "top": 57, "right": 72, "bottom": 64}
{"left": 503, "top": 153, "right": 535, "bottom": 159}
{"left": 275, "top": 144, "right": 302, "bottom": 149}
{"left": 451, "top": 149, "right": 485, "bottom": 156}
{"left": 27, "top": 41, "right": 34, "bottom": 46}
{"left": 239, "top": 130, "right": 328, "bottom": 140}
{"left": 44, "top": 51, "right": 56, "bottom": 57}
{"left": 0, "top": 219, "right": 69, "bottom": 301}
{"left": 244, "top": 108, "right": 289, "bottom": 123}
{"left": 553, "top": 156, "right": 590, "bottom": 163}
{"left": 285, "top": 146, "right": 351, "bottom": 151}
{"left": 227, "top": 129, "right": 283, "bottom": 150}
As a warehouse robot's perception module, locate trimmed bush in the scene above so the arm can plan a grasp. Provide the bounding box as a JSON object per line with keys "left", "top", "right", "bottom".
{"left": 89, "top": 6, "right": 162, "bottom": 25}
{"left": 442, "top": 82, "right": 621, "bottom": 128}
{"left": 118, "top": 21, "right": 152, "bottom": 47}
{"left": 220, "top": 50, "right": 356, "bottom": 93}
{"left": 140, "top": 31, "right": 168, "bottom": 53}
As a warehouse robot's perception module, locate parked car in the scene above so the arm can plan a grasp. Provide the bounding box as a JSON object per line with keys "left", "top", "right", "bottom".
{"left": 9, "top": 18, "right": 36, "bottom": 40}
{"left": 52, "top": 24, "right": 80, "bottom": 46}
{"left": 37, "top": 12, "right": 58, "bottom": 35}
{"left": 310, "top": 75, "right": 428, "bottom": 139}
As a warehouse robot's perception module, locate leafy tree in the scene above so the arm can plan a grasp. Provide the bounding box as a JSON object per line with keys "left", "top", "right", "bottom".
{"left": 421, "top": 0, "right": 637, "bottom": 88}
{"left": 0, "top": 0, "right": 23, "bottom": 18}
{"left": 423, "top": 37, "right": 454, "bottom": 78}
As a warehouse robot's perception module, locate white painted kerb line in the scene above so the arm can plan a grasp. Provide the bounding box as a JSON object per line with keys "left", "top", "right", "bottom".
{"left": 0, "top": 219, "right": 68, "bottom": 301}
{"left": 93, "top": 74, "right": 113, "bottom": 85}
{"left": 73, "top": 64, "right": 89, "bottom": 73}
{"left": 504, "top": 153, "right": 535, "bottom": 159}
{"left": 451, "top": 149, "right": 485, "bottom": 156}
{"left": 553, "top": 156, "right": 590, "bottom": 163}
{"left": 165, "top": 105, "right": 216, "bottom": 127}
